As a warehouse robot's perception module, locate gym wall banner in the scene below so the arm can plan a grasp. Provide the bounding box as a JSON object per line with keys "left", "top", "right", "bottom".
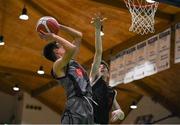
{"left": 124, "top": 46, "right": 136, "bottom": 84}
{"left": 109, "top": 28, "right": 171, "bottom": 86}
{"left": 175, "top": 23, "right": 180, "bottom": 63}
{"left": 134, "top": 40, "right": 147, "bottom": 80}
{"left": 157, "top": 28, "right": 171, "bottom": 72}
{"left": 109, "top": 55, "right": 119, "bottom": 86}
{"left": 109, "top": 50, "right": 126, "bottom": 87}
{"left": 145, "top": 35, "right": 158, "bottom": 76}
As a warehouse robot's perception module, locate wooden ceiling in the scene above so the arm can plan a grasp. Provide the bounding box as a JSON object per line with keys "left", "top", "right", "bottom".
{"left": 0, "top": 0, "right": 180, "bottom": 123}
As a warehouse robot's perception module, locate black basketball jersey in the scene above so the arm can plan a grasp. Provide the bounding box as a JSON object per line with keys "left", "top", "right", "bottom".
{"left": 92, "top": 76, "right": 115, "bottom": 124}
{"left": 51, "top": 59, "right": 92, "bottom": 98}
{"left": 51, "top": 60, "right": 94, "bottom": 124}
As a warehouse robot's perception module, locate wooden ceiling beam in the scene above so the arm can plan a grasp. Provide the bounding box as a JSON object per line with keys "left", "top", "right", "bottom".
{"left": 0, "top": 77, "right": 15, "bottom": 96}
{"left": 91, "top": 0, "right": 174, "bottom": 20}
{"left": 0, "top": 65, "right": 52, "bottom": 79}
{"left": 31, "top": 80, "right": 58, "bottom": 97}
{"left": 0, "top": 72, "right": 32, "bottom": 93}
{"left": 22, "top": 0, "right": 94, "bottom": 54}
{"left": 156, "top": 0, "right": 180, "bottom": 7}
{"left": 0, "top": 73, "right": 32, "bottom": 96}
{"left": 134, "top": 80, "right": 180, "bottom": 116}
{"left": 0, "top": 72, "right": 62, "bottom": 114}
{"left": 116, "top": 83, "right": 149, "bottom": 96}
{"left": 0, "top": 67, "right": 60, "bottom": 101}
{"left": 115, "top": 86, "right": 143, "bottom": 99}
{"left": 82, "top": 38, "right": 95, "bottom": 52}
{"left": 36, "top": 96, "right": 63, "bottom": 114}
{"left": 31, "top": 72, "right": 147, "bottom": 110}
{"left": 114, "top": 94, "right": 142, "bottom": 124}
{"left": 116, "top": 86, "right": 139, "bottom": 94}
{"left": 0, "top": 0, "right": 8, "bottom": 34}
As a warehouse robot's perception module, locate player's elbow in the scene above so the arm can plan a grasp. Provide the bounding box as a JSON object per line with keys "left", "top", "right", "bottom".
{"left": 71, "top": 45, "right": 77, "bottom": 53}
{"left": 75, "top": 32, "right": 83, "bottom": 40}
{"left": 77, "top": 32, "right": 83, "bottom": 38}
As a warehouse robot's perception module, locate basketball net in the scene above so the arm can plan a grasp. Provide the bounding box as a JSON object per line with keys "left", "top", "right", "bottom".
{"left": 124, "top": 0, "right": 159, "bottom": 35}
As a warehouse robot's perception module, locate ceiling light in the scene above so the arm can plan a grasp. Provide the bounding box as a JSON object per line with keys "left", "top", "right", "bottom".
{"left": 0, "top": 35, "right": 5, "bottom": 46}
{"left": 13, "top": 85, "right": 20, "bottom": 91}
{"left": 19, "top": 5, "right": 29, "bottom": 20}
{"left": 100, "top": 25, "right": 104, "bottom": 36}
{"left": 130, "top": 101, "right": 137, "bottom": 109}
{"left": 37, "top": 66, "right": 45, "bottom": 75}
{"left": 146, "top": 0, "right": 156, "bottom": 3}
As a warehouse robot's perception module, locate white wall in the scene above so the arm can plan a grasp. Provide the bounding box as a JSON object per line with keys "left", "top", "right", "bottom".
{"left": 0, "top": 91, "right": 16, "bottom": 123}
{"left": 21, "top": 92, "right": 60, "bottom": 124}
{"left": 123, "top": 96, "right": 180, "bottom": 124}
{"left": 15, "top": 92, "right": 23, "bottom": 124}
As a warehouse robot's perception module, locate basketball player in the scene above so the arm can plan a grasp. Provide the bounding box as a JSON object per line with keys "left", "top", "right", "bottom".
{"left": 38, "top": 23, "right": 94, "bottom": 124}
{"left": 90, "top": 15, "right": 125, "bottom": 124}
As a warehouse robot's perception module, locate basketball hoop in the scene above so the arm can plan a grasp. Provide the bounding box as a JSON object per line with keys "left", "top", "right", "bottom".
{"left": 124, "top": 0, "right": 159, "bottom": 35}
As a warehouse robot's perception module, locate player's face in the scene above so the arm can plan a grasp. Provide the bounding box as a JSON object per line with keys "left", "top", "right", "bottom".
{"left": 99, "top": 64, "right": 109, "bottom": 78}
{"left": 53, "top": 45, "right": 65, "bottom": 59}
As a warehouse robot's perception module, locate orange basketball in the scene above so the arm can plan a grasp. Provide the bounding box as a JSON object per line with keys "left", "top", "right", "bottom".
{"left": 36, "top": 16, "right": 59, "bottom": 34}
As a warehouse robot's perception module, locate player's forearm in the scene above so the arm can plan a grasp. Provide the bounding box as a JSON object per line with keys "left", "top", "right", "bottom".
{"left": 53, "top": 34, "right": 76, "bottom": 51}
{"left": 95, "top": 27, "right": 102, "bottom": 55}
{"left": 59, "top": 24, "right": 82, "bottom": 38}
{"left": 112, "top": 98, "right": 121, "bottom": 110}
{"left": 89, "top": 27, "right": 102, "bottom": 83}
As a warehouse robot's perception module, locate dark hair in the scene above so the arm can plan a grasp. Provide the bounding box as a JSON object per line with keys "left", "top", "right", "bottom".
{"left": 43, "top": 41, "right": 58, "bottom": 62}
{"left": 101, "top": 60, "right": 109, "bottom": 71}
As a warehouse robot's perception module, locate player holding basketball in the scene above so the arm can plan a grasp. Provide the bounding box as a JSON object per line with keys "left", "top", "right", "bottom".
{"left": 90, "top": 14, "right": 125, "bottom": 124}
{"left": 38, "top": 19, "right": 94, "bottom": 124}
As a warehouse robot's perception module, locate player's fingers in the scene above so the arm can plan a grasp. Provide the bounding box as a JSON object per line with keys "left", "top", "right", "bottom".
{"left": 111, "top": 116, "right": 116, "bottom": 122}
{"left": 101, "top": 17, "right": 107, "bottom": 22}
{"left": 39, "top": 30, "right": 46, "bottom": 35}
{"left": 90, "top": 20, "right": 94, "bottom": 24}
